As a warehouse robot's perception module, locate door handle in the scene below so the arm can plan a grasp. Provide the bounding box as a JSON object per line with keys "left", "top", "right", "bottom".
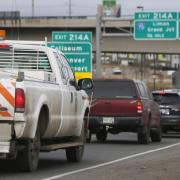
{"left": 71, "top": 92, "right": 73, "bottom": 103}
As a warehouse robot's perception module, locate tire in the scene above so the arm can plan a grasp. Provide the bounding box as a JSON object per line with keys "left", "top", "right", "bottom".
{"left": 66, "top": 120, "right": 85, "bottom": 162}
{"left": 16, "top": 128, "right": 40, "bottom": 172}
{"left": 151, "top": 127, "right": 162, "bottom": 142}
{"left": 96, "top": 130, "right": 107, "bottom": 141}
{"left": 137, "top": 127, "right": 150, "bottom": 144}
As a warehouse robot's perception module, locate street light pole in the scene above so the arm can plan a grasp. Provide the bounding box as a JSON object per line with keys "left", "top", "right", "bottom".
{"left": 32, "top": 0, "right": 34, "bottom": 17}
{"left": 96, "top": 12, "right": 102, "bottom": 78}
{"left": 69, "top": 0, "right": 72, "bottom": 17}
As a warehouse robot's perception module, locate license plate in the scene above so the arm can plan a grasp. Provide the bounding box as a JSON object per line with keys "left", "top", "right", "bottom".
{"left": 160, "top": 109, "right": 170, "bottom": 115}
{"left": 103, "top": 117, "right": 114, "bottom": 124}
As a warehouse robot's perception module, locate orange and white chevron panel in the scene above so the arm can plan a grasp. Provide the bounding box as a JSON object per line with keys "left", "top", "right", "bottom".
{"left": 0, "top": 79, "right": 15, "bottom": 120}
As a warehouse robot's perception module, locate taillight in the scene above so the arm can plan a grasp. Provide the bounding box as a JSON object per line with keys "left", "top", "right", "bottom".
{"left": 159, "top": 92, "right": 166, "bottom": 95}
{"left": 0, "top": 43, "right": 10, "bottom": 49}
{"left": 137, "top": 100, "right": 143, "bottom": 113}
{"left": 15, "top": 88, "right": 25, "bottom": 112}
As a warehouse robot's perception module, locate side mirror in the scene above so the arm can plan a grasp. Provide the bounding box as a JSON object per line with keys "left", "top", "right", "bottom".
{"left": 69, "top": 79, "right": 77, "bottom": 87}
{"left": 78, "top": 78, "right": 93, "bottom": 90}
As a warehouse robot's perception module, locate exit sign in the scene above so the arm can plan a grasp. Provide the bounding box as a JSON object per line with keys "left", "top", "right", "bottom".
{"left": 52, "top": 32, "right": 92, "bottom": 43}
{"left": 50, "top": 31, "right": 92, "bottom": 80}
{"left": 134, "top": 12, "right": 177, "bottom": 40}
{"left": 47, "top": 42, "right": 92, "bottom": 73}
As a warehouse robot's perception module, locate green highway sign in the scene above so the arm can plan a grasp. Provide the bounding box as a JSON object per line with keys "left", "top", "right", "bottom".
{"left": 52, "top": 32, "right": 92, "bottom": 43}
{"left": 47, "top": 42, "right": 92, "bottom": 72}
{"left": 134, "top": 21, "right": 177, "bottom": 39}
{"left": 134, "top": 12, "right": 177, "bottom": 20}
{"left": 50, "top": 31, "right": 92, "bottom": 79}
{"left": 134, "top": 12, "right": 178, "bottom": 40}
{"left": 103, "top": 0, "right": 116, "bottom": 7}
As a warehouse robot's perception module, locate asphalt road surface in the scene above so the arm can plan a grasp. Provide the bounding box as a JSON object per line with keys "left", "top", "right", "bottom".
{"left": 1, "top": 132, "right": 180, "bottom": 180}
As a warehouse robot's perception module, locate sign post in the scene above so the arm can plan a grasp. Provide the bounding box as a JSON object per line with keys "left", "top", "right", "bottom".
{"left": 178, "top": 12, "right": 180, "bottom": 39}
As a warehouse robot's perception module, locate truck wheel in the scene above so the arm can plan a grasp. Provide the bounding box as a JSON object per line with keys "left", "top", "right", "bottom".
{"left": 66, "top": 120, "right": 85, "bottom": 162}
{"left": 137, "top": 127, "right": 150, "bottom": 144}
{"left": 96, "top": 130, "right": 107, "bottom": 141}
{"left": 16, "top": 128, "right": 40, "bottom": 172}
{"left": 151, "top": 127, "right": 162, "bottom": 142}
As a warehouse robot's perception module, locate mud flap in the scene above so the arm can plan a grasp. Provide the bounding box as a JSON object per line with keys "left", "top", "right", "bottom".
{"left": 0, "top": 124, "right": 12, "bottom": 153}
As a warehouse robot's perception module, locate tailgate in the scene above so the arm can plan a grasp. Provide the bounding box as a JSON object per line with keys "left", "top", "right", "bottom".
{"left": 0, "top": 79, "right": 15, "bottom": 120}
{"left": 90, "top": 99, "right": 138, "bottom": 117}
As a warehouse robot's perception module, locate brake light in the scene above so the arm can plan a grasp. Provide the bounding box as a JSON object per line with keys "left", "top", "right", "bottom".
{"left": 15, "top": 88, "right": 25, "bottom": 112}
{"left": 159, "top": 91, "right": 166, "bottom": 95}
{"left": 137, "top": 100, "right": 143, "bottom": 113}
{"left": 0, "top": 43, "right": 9, "bottom": 49}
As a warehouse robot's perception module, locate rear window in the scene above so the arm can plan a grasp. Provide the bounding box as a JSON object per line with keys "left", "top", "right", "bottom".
{"left": 153, "top": 93, "right": 180, "bottom": 105}
{"left": 93, "top": 81, "right": 137, "bottom": 99}
{"left": 0, "top": 48, "right": 52, "bottom": 72}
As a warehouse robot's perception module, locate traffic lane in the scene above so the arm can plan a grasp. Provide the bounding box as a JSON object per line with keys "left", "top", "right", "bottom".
{"left": 41, "top": 132, "right": 180, "bottom": 180}
{"left": 0, "top": 133, "right": 180, "bottom": 180}
{"left": 60, "top": 144, "right": 180, "bottom": 180}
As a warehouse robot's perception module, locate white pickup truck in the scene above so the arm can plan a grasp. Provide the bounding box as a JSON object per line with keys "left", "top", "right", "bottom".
{"left": 0, "top": 41, "right": 93, "bottom": 172}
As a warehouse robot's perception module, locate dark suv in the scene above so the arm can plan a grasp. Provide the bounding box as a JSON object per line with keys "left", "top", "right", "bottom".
{"left": 152, "top": 89, "right": 180, "bottom": 133}
{"left": 88, "top": 79, "right": 162, "bottom": 144}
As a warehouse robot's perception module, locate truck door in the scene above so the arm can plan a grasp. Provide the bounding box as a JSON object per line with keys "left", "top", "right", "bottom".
{"left": 60, "top": 55, "right": 81, "bottom": 135}
{"left": 54, "top": 52, "right": 79, "bottom": 136}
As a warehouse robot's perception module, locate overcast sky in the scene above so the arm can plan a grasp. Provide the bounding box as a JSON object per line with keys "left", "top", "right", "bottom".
{"left": 1, "top": 0, "right": 180, "bottom": 17}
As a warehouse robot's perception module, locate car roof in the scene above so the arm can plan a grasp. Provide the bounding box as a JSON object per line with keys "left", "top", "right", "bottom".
{"left": 1, "top": 40, "right": 64, "bottom": 55}
{"left": 93, "top": 78, "right": 143, "bottom": 84}
{"left": 152, "top": 89, "right": 180, "bottom": 95}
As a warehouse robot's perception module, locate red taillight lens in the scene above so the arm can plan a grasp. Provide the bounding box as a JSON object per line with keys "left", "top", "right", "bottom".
{"left": 159, "top": 92, "right": 166, "bottom": 95}
{"left": 0, "top": 43, "right": 9, "bottom": 49}
{"left": 137, "top": 100, "right": 143, "bottom": 113}
{"left": 15, "top": 88, "right": 25, "bottom": 112}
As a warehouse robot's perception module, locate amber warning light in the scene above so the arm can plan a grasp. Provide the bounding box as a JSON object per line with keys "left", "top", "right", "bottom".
{"left": 0, "top": 30, "right": 6, "bottom": 39}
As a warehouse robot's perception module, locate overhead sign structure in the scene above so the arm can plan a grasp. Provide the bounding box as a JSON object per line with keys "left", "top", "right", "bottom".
{"left": 48, "top": 31, "right": 92, "bottom": 80}
{"left": 134, "top": 12, "right": 177, "bottom": 40}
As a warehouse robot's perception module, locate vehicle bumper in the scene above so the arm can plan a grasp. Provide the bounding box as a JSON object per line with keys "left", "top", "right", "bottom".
{"left": 0, "top": 142, "right": 10, "bottom": 153}
{"left": 161, "top": 116, "right": 180, "bottom": 130}
{"left": 89, "top": 116, "right": 143, "bottom": 133}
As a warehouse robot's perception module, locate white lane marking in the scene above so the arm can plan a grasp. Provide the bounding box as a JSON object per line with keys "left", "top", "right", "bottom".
{"left": 42, "top": 142, "right": 180, "bottom": 180}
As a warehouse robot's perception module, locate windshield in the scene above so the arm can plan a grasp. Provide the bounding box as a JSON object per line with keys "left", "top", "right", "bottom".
{"left": 153, "top": 93, "right": 180, "bottom": 105}
{"left": 93, "top": 81, "right": 137, "bottom": 99}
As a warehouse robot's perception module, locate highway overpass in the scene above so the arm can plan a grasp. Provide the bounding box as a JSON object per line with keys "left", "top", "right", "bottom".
{"left": 1, "top": 16, "right": 180, "bottom": 54}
